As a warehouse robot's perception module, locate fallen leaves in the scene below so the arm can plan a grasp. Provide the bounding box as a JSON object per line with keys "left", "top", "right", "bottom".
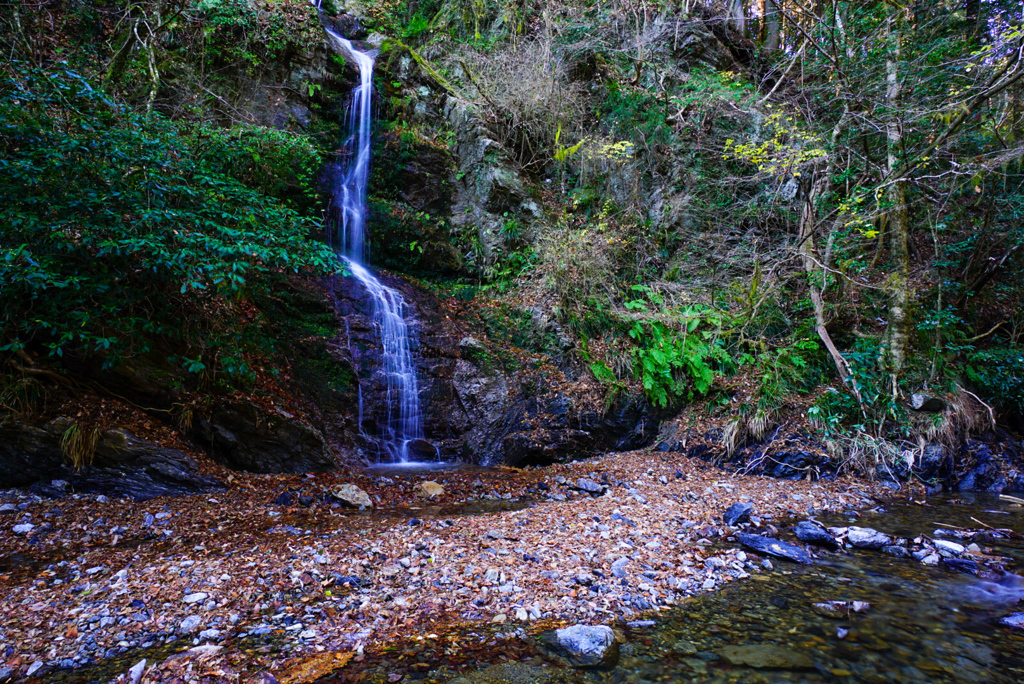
{"left": 275, "top": 651, "right": 354, "bottom": 683}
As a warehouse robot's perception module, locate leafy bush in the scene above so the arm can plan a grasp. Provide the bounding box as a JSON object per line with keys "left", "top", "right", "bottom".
{"left": 0, "top": 65, "right": 336, "bottom": 366}
{"left": 966, "top": 348, "right": 1024, "bottom": 417}
{"left": 627, "top": 308, "right": 731, "bottom": 408}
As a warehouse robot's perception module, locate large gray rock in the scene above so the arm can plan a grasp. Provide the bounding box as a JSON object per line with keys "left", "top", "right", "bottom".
{"left": 546, "top": 624, "right": 619, "bottom": 667}
{"left": 911, "top": 393, "right": 945, "bottom": 412}
{"left": 793, "top": 521, "right": 840, "bottom": 549}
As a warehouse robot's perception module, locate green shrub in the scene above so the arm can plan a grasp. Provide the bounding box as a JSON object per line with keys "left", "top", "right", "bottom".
{"left": 966, "top": 347, "right": 1024, "bottom": 416}
{"left": 0, "top": 65, "right": 336, "bottom": 367}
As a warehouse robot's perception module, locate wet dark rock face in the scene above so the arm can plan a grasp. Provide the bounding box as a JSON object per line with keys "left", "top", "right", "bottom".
{"left": 324, "top": 272, "right": 660, "bottom": 465}
{"left": 192, "top": 398, "right": 334, "bottom": 474}
{"left": 0, "top": 420, "right": 222, "bottom": 499}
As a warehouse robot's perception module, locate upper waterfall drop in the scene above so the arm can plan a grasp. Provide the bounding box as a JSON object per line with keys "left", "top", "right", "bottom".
{"left": 324, "top": 25, "right": 373, "bottom": 261}
{"left": 322, "top": 22, "right": 432, "bottom": 464}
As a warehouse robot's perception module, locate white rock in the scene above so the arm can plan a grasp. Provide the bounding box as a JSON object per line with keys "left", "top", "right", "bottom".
{"left": 183, "top": 592, "right": 208, "bottom": 604}
{"left": 551, "top": 624, "right": 619, "bottom": 667}
{"left": 333, "top": 484, "right": 373, "bottom": 508}
{"left": 12, "top": 523, "right": 34, "bottom": 535}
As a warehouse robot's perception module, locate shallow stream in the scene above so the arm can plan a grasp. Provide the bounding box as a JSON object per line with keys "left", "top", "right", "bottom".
{"left": 530, "top": 493, "right": 1024, "bottom": 684}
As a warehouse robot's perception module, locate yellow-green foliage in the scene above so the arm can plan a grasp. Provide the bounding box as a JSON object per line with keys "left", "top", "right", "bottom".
{"left": 725, "top": 110, "right": 827, "bottom": 176}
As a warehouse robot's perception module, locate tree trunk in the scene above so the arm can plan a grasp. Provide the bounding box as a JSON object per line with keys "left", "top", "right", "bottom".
{"left": 729, "top": 0, "right": 747, "bottom": 36}
{"left": 884, "top": 7, "right": 911, "bottom": 395}
{"left": 764, "top": 0, "right": 781, "bottom": 51}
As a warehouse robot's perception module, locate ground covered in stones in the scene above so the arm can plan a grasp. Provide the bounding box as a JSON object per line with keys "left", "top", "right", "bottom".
{"left": 0, "top": 451, "right": 898, "bottom": 683}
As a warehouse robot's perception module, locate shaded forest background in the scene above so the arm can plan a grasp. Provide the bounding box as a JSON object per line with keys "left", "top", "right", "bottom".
{"left": 2, "top": 0, "right": 1023, "bottom": 476}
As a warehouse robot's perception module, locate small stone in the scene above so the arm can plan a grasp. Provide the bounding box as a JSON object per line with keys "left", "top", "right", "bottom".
{"left": 142, "top": 513, "right": 154, "bottom": 528}
{"left": 26, "top": 661, "right": 44, "bottom": 676}
{"left": 332, "top": 484, "right": 373, "bottom": 508}
{"left": 485, "top": 529, "right": 504, "bottom": 541}
{"left": 933, "top": 539, "right": 965, "bottom": 557}
{"left": 183, "top": 592, "right": 208, "bottom": 604}
{"left": 12, "top": 523, "right": 34, "bottom": 535}
{"left": 178, "top": 615, "right": 202, "bottom": 634}
{"left": 575, "top": 478, "right": 606, "bottom": 495}
{"left": 998, "top": 612, "right": 1024, "bottom": 629}
{"left": 723, "top": 502, "right": 753, "bottom": 526}
{"left": 414, "top": 481, "right": 445, "bottom": 499}
{"left": 845, "top": 527, "right": 893, "bottom": 549}
{"left": 198, "top": 629, "right": 221, "bottom": 640}
{"left": 611, "top": 557, "right": 629, "bottom": 578}
{"left": 812, "top": 601, "right": 871, "bottom": 618}
{"left": 547, "top": 624, "right": 619, "bottom": 667}
{"left": 298, "top": 629, "right": 316, "bottom": 639}
{"left": 702, "top": 578, "right": 716, "bottom": 590}
{"left": 882, "top": 545, "right": 912, "bottom": 558}
{"left": 0, "top": 503, "right": 17, "bottom": 514}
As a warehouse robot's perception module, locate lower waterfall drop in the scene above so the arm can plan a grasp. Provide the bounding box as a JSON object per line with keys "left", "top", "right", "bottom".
{"left": 324, "top": 24, "right": 432, "bottom": 464}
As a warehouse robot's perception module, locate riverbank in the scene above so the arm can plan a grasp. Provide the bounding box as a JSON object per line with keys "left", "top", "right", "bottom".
{"left": 0, "top": 451, "right": 898, "bottom": 683}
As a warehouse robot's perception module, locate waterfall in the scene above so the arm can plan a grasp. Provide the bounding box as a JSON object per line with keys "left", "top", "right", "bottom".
{"left": 324, "top": 25, "right": 429, "bottom": 464}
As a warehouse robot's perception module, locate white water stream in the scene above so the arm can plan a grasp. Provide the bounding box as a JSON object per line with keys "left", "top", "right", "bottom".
{"left": 325, "top": 25, "right": 428, "bottom": 463}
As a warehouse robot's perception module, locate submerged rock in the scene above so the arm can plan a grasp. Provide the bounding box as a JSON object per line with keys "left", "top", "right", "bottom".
{"left": 735, "top": 532, "right": 813, "bottom": 564}
{"left": 545, "top": 624, "right": 619, "bottom": 667}
{"left": 447, "top": 662, "right": 561, "bottom": 684}
{"left": 716, "top": 644, "right": 813, "bottom": 670}
{"left": 812, "top": 601, "right": 871, "bottom": 618}
{"left": 723, "top": 501, "right": 753, "bottom": 525}
{"left": 332, "top": 484, "right": 373, "bottom": 508}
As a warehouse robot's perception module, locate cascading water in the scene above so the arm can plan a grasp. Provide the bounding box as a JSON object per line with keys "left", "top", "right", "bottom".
{"left": 324, "top": 24, "right": 428, "bottom": 464}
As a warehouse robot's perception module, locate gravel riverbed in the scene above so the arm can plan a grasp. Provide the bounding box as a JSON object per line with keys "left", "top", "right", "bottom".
{"left": 0, "top": 451, "right": 897, "bottom": 682}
